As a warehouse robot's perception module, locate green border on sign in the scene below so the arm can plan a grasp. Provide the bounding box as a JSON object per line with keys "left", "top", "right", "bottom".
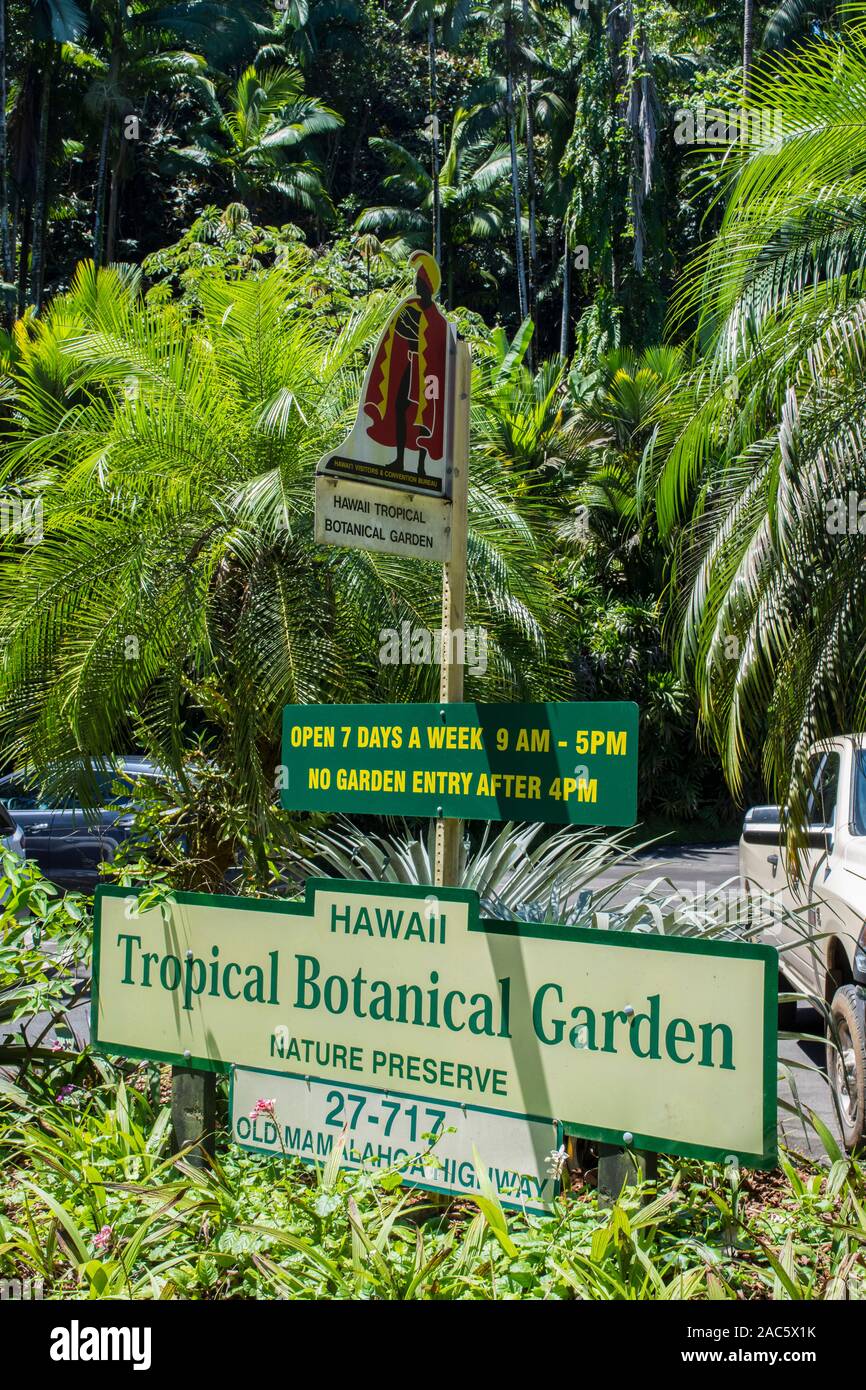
{"left": 229, "top": 1065, "right": 563, "bottom": 1216}
{"left": 92, "top": 878, "right": 778, "bottom": 1168}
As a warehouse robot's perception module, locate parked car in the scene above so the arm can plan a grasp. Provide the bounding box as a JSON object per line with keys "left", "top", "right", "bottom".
{"left": 0, "top": 758, "right": 161, "bottom": 891}
{"left": 739, "top": 736, "right": 866, "bottom": 1150}
{"left": 0, "top": 799, "right": 24, "bottom": 864}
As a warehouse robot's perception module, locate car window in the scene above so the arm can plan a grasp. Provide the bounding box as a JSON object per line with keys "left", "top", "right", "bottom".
{"left": 804, "top": 754, "right": 825, "bottom": 822}
{"left": 93, "top": 770, "right": 141, "bottom": 807}
{"left": 808, "top": 752, "right": 840, "bottom": 827}
{"left": 1, "top": 782, "right": 53, "bottom": 812}
{"left": 853, "top": 753, "right": 866, "bottom": 835}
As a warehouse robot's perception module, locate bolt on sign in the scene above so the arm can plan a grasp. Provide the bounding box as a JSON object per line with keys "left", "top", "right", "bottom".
{"left": 92, "top": 879, "right": 777, "bottom": 1166}
{"left": 280, "top": 700, "right": 639, "bottom": 826}
{"left": 231, "top": 1068, "right": 561, "bottom": 1214}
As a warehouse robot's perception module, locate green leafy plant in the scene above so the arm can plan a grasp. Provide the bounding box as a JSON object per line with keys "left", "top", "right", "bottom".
{"left": 0, "top": 851, "right": 90, "bottom": 1068}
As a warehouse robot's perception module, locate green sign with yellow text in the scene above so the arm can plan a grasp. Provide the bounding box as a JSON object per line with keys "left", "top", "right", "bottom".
{"left": 280, "top": 701, "right": 638, "bottom": 825}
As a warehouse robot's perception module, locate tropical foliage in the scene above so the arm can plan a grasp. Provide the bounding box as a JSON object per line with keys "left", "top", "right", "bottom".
{"left": 0, "top": 856, "right": 861, "bottom": 1301}
{"left": 648, "top": 7, "right": 866, "bottom": 821}
{"left": 6, "top": 0, "right": 866, "bottom": 1313}
{"left": 0, "top": 257, "right": 569, "bottom": 870}
{"left": 3, "top": 0, "right": 866, "bottom": 823}
{"left": 2, "top": 1071, "right": 864, "bottom": 1300}
{"left": 172, "top": 61, "right": 342, "bottom": 217}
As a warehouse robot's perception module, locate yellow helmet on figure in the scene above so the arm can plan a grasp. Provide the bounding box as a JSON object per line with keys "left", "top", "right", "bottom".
{"left": 409, "top": 250, "right": 441, "bottom": 297}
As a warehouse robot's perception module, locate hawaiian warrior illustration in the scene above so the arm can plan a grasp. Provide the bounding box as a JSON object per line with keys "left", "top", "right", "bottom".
{"left": 320, "top": 251, "right": 451, "bottom": 491}
{"left": 362, "top": 250, "right": 448, "bottom": 478}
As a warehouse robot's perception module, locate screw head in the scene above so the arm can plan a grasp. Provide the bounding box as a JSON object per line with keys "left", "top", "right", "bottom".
{"left": 623, "top": 1132, "right": 634, "bottom": 1146}
{"left": 623, "top": 1004, "right": 635, "bottom": 1019}
{"left": 183, "top": 1049, "right": 191, "bottom": 1061}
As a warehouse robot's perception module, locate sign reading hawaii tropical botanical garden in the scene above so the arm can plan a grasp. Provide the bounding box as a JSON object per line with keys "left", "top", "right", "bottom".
{"left": 92, "top": 879, "right": 777, "bottom": 1166}
{"left": 281, "top": 701, "right": 639, "bottom": 825}
{"left": 315, "top": 475, "right": 453, "bottom": 563}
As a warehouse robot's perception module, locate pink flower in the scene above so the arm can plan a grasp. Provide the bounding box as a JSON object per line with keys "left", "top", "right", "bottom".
{"left": 249, "top": 1098, "right": 276, "bottom": 1120}
{"left": 94, "top": 1225, "right": 113, "bottom": 1252}
{"left": 51, "top": 1039, "right": 64, "bottom": 1053}
{"left": 55, "top": 1084, "right": 76, "bottom": 1102}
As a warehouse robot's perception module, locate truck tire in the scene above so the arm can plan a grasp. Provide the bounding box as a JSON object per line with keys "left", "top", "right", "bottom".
{"left": 827, "top": 985, "right": 866, "bottom": 1152}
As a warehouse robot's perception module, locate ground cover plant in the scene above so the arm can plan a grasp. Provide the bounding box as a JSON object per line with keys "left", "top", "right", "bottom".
{"left": 2, "top": 1051, "right": 864, "bottom": 1300}
{"left": 1, "top": 853, "right": 863, "bottom": 1301}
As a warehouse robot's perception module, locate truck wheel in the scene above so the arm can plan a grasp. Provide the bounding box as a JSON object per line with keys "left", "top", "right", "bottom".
{"left": 778, "top": 972, "right": 798, "bottom": 1031}
{"left": 827, "top": 986, "right": 866, "bottom": 1152}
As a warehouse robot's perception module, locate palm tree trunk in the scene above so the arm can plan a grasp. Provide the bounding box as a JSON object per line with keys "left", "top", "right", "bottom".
{"left": 10, "top": 189, "right": 18, "bottom": 273}
{"left": 94, "top": 6, "right": 125, "bottom": 269}
{"left": 93, "top": 105, "right": 111, "bottom": 267}
{"left": 522, "top": 0, "right": 537, "bottom": 354}
{"left": 560, "top": 229, "right": 570, "bottom": 359}
{"left": 504, "top": 10, "right": 528, "bottom": 322}
{"left": 607, "top": 0, "right": 628, "bottom": 314}
{"left": 17, "top": 202, "right": 30, "bottom": 317}
{"left": 743, "top": 0, "right": 754, "bottom": 101}
{"left": 349, "top": 109, "right": 368, "bottom": 194}
{"left": 427, "top": 13, "right": 441, "bottom": 266}
{"left": 106, "top": 170, "right": 119, "bottom": 263}
{"left": 94, "top": 4, "right": 127, "bottom": 268}
{"left": 0, "top": 0, "right": 13, "bottom": 301}
{"left": 29, "top": 58, "right": 51, "bottom": 309}
{"left": 106, "top": 136, "right": 127, "bottom": 263}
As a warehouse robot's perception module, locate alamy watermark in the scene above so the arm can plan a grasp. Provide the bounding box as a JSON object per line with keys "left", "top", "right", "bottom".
{"left": 0, "top": 495, "right": 42, "bottom": 543}
{"left": 826, "top": 491, "right": 866, "bottom": 535}
{"left": 673, "top": 101, "right": 784, "bottom": 147}
{"left": 49, "top": 1321, "right": 151, "bottom": 1370}
{"left": 379, "top": 621, "right": 488, "bottom": 676}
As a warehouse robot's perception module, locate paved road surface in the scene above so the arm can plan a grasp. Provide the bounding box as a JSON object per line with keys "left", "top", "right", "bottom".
{"left": 777, "top": 1004, "right": 842, "bottom": 1160}
{"left": 589, "top": 843, "right": 841, "bottom": 1160}
{"left": 590, "top": 841, "right": 741, "bottom": 897}
{"left": 6, "top": 844, "right": 842, "bottom": 1163}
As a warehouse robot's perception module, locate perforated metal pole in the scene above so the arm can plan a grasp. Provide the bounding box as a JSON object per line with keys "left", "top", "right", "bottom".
{"left": 434, "top": 338, "right": 470, "bottom": 890}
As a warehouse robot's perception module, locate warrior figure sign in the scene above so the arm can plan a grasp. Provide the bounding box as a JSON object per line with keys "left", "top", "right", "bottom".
{"left": 317, "top": 251, "right": 457, "bottom": 498}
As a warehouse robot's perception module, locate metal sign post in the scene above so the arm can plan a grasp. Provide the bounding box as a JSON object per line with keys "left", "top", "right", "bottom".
{"left": 171, "top": 1062, "right": 215, "bottom": 1167}
{"left": 596, "top": 1143, "right": 658, "bottom": 1205}
{"left": 434, "top": 338, "right": 470, "bottom": 890}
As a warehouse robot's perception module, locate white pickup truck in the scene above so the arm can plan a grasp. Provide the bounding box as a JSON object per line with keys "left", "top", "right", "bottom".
{"left": 740, "top": 737, "right": 866, "bottom": 1150}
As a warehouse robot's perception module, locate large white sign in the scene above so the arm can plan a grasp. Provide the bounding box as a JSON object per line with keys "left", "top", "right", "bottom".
{"left": 231, "top": 1068, "right": 560, "bottom": 1214}
{"left": 93, "top": 878, "right": 777, "bottom": 1166}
